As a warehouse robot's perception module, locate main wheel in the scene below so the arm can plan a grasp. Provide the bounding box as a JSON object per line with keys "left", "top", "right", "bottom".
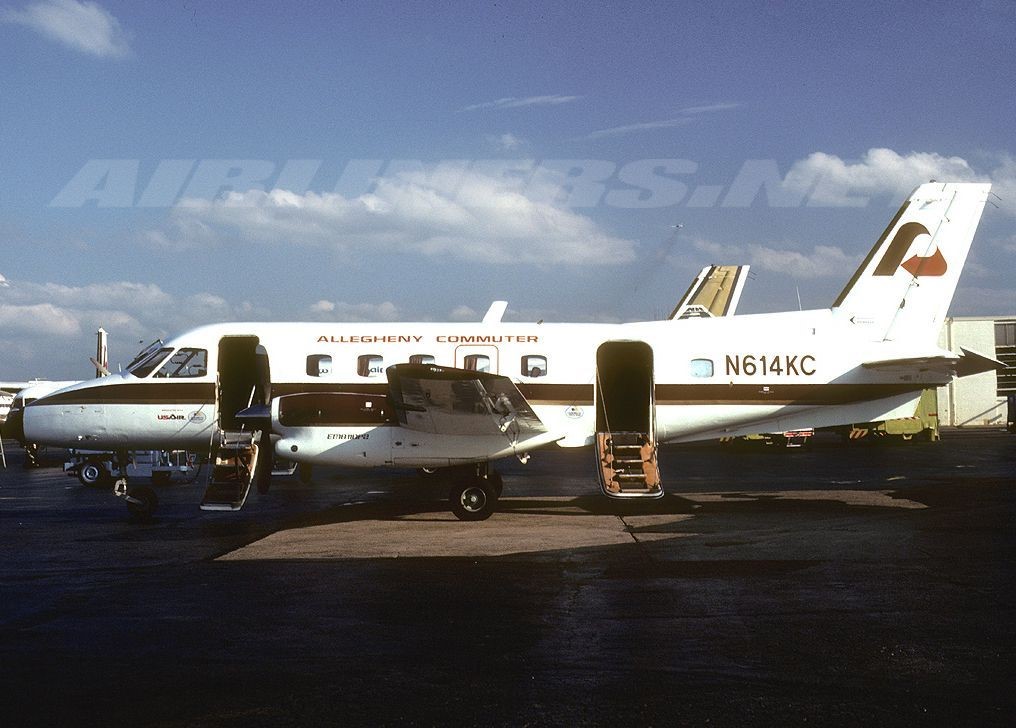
{"left": 298, "top": 463, "right": 313, "bottom": 484}
{"left": 150, "top": 470, "right": 172, "bottom": 486}
{"left": 78, "top": 461, "right": 109, "bottom": 487}
{"left": 450, "top": 479, "right": 498, "bottom": 521}
{"left": 126, "top": 485, "right": 158, "bottom": 520}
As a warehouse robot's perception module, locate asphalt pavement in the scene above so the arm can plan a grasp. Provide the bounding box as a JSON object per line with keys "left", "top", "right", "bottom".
{"left": 1, "top": 431, "right": 1014, "bottom": 727}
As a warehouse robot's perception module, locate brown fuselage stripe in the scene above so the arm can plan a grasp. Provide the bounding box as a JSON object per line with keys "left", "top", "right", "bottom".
{"left": 28, "top": 381, "right": 925, "bottom": 408}
{"left": 31, "top": 382, "right": 217, "bottom": 406}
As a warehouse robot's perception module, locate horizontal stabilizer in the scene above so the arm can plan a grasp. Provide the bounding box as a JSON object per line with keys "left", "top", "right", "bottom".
{"left": 862, "top": 353, "right": 958, "bottom": 373}
{"left": 387, "top": 363, "right": 546, "bottom": 437}
{"left": 956, "top": 347, "right": 1007, "bottom": 378}
{"left": 862, "top": 347, "right": 1004, "bottom": 378}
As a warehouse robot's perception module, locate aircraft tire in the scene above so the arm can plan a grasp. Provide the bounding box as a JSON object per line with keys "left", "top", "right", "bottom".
{"left": 450, "top": 479, "right": 497, "bottom": 521}
{"left": 150, "top": 470, "right": 172, "bottom": 486}
{"left": 78, "top": 461, "right": 109, "bottom": 488}
{"left": 126, "top": 486, "right": 158, "bottom": 521}
{"left": 298, "top": 463, "right": 313, "bottom": 484}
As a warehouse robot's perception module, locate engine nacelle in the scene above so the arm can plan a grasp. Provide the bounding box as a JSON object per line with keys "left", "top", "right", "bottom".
{"left": 270, "top": 392, "right": 394, "bottom": 467}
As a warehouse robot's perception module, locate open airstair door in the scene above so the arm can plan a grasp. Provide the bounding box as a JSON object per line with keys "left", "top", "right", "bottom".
{"left": 202, "top": 336, "right": 272, "bottom": 511}
{"left": 595, "top": 341, "right": 662, "bottom": 499}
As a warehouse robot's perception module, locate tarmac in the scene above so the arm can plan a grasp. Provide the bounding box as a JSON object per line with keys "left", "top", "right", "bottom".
{"left": 0, "top": 431, "right": 1014, "bottom": 726}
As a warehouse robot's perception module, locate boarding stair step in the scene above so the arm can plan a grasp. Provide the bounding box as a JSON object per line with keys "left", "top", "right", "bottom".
{"left": 200, "top": 432, "right": 257, "bottom": 511}
{"left": 596, "top": 430, "right": 663, "bottom": 499}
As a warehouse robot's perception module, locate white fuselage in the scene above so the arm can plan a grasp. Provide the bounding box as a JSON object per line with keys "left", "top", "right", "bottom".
{"left": 22, "top": 309, "right": 945, "bottom": 468}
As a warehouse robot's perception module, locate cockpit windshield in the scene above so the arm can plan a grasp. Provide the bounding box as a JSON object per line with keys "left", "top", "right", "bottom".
{"left": 153, "top": 348, "right": 208, "bottom": 378}
{"left": 126, "top": 339, "right": 165, "bottom": 371}
{"left": 127, "top": 346, "right": 173, "bottom": 378}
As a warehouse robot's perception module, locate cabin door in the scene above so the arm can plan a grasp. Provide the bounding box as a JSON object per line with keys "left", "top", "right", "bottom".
{"left": 216, "top": 336, "right": 271, "bottom": 431}
{"left": 594, "top": 341, "right": 662, "bottom": 498}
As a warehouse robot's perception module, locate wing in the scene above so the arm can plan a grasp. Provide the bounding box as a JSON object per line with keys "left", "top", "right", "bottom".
{"left": 387, "top": 363, "right": 547, "bottom": 437}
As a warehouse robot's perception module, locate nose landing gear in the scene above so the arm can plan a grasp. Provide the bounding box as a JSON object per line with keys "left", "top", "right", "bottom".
{"left": 110, "top": 450, "right": 159, "bottom": 521}
{"left": 114, "top": 477, "right": 159, "bottom": 521}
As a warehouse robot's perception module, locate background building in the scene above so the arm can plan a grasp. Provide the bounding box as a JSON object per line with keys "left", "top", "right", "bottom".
{"left": 937, "top": 316, "right": 1016, "bottom": 428}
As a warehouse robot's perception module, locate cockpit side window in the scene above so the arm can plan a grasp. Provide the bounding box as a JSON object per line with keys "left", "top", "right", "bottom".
{"left": 128, "top": 347, "right": 173, "bottom": 378}
{"left": 153, "top": 348, "right": 208, "bottom": 378}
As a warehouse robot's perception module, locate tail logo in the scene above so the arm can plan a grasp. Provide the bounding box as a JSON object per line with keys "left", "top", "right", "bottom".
{"left": 901, "top": 247, "right": 948, "bottom": 277}
{"left": 873, "top": 222, "right": 947, "bottom": 277}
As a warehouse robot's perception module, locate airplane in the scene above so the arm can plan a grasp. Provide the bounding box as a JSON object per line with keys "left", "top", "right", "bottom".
{"left": 3, "top": 380, "right": 81, "bottom": 466}
{"left": 668, "top": 264, "right": 750, "bottom": 320}
{"left": 14, "top": 182, "right": 1001, "bottom": 520}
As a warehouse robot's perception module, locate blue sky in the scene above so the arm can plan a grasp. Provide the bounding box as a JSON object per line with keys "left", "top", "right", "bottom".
{"left": 1, "top": 0, "right": 1015, "bottom": 378}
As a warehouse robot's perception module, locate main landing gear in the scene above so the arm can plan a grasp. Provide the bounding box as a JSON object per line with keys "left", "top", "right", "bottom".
{"left": 448, "top": 464, "right": 503, "bottom": 521}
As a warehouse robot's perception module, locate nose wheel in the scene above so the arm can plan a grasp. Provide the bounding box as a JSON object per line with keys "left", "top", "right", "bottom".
{"left": 110, "top": 450, "right": 159, "bottom": 520}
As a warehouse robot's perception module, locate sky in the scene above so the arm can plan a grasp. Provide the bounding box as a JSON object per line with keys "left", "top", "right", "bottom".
{"left": 1, "top": 0, "right": 1015, "bottom": 378}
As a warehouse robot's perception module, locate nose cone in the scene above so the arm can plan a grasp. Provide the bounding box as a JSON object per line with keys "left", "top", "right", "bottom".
{"left": 20, "top": 379, "right": 111, "bottom": 448}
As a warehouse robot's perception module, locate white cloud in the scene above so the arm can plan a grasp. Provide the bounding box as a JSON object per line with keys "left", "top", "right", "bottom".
{"left": 693, "top": 239, "right": 858, "bottom": 279}
{"left": 0, "top": 276, "right": 268, "bottom": 377}
{"left": 308, "top": 300, "right": 400, "bottom": 321}
{"left": 4, "top": 280, "right": 173, "bottom": 309}
{"left": 458, "top": 94, "right": 581, "bottom": 112}
{"left": 747, "top": 244, "right": 858, "bottom": 279}
{"left": 3, "top": 0, "right": 130, "bottom": 58}
{"left": 584, "top": 103, "right": 738, "bottom": 139}
{"left": 309, "top": 300, "right": 335, "bottom": 313}
{"left": 154, "top": 168, "right": 636, "bottom": 265}
{"left": 488, "top": 132, "right": 527, "bottom": 151}
{"left": 0, "top": 302, "right": 81, "bottom": 336}
{"left": 449, "top": 305, "right": 478, "bottom": 321}
{"left": 585, "top": 117, "right": 694, "bottom": 140}
{"left": 774, "top": 147, "right": 1016, "bottom": 215}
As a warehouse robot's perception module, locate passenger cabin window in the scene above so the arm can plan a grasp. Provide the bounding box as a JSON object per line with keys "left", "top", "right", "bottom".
{"left": 409, "top": 354, "right": 435, "bottom": 365}
{"left": 128, "top": 347, "right": 172, "bottom": 378}
{"left": 154, "top": 348, "right": 208, "bottom": 378}
{"left": 357, "top": 354, "right": 384, "bottom": 377}
{"left": 463, "top": 354, "right": 490, "bottom": 372}
{"left": 521, "top": 355, "right": 548, "bottom": 378}
{"left": 690, "top": 358, "right": 714, "bottom": 378}
{"left": 307, "top": 354, "right": 332, "bottom": 377}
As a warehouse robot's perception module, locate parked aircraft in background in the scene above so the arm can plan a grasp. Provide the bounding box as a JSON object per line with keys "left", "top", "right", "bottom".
{"left": 16, "top": 183, "right": 1000, "bottom": 520}
{"left": 668, "top": 264, "right": 749, "bottom": 320}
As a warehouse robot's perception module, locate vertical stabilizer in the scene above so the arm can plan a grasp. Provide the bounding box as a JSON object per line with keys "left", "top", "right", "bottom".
{"left": 833, "top": 182, "right": 991, "bottom": 343}
{"left": 669, "top": 264, "right": 750, "bottom": 319}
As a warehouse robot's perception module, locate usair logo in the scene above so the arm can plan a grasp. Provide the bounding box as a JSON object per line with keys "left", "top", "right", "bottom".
{"left": 873, "top": 222, "right": 948, "bottom": 277}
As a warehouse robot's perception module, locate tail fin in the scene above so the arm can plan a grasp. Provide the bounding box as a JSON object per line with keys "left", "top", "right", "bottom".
{"left": 833, "top": 182, "right": 991, "bottom": 343}
{"left": 668, "top": 265, "right": 749, "bottom": 319}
